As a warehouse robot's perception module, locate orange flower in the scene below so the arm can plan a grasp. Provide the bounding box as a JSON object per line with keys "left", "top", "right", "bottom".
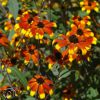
{"left": 4, "top": 21, "right": 13, "bottom": 31}
{"left": 31, "top": 17, "right": 57, "bottom": 39}
{"left": 61, "top": 84, "right": 76, "bottom": 100}
{"left": 22, "top": 45, "right": 39, "bottom": 65}
{"left": 10, "top": 33, "right": 21, "bottom": 46}
{"left": 1, "top": 57, "right": 18, "bottom": 67}
{"left": 76, "top": 50, "right": 91, "bottom": 63}
{"left": 27, "top": 75, "right": 53, "bottom": 99}
{"left": 0, "top": 86, "right": 16, "bottom": 99}
{"left": 0, "top": 85, "right": 9, "bottom": 91}
{"left": 19, "top": 13, "right": 33, "bottom": 30}
{"left": 18, "top": 10, "right": 38, "bottom": 30}
{"left": 46, "top": 49, "right": 69, "bottom": 69}
{"left": 0, "top": 30, "right": 9, "bottom": 46}
{"left": 72, "top": 16, "right": 91, "bottom": 26}
{"left": 80, "top": 0, "right": 99, "bottom": 14}
{"left": 53, "top": 23, "right": 97, "bottom": 62}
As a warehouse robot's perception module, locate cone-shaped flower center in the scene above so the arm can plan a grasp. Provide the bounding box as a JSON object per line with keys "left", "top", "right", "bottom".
{"left": 11, "top": 57, "right": 17, "bottom": 65}
{"left": 88, "top": 2, "right": 92, "bottom": 6}
{"left": 77, "top": 29, "right": 83, "bottom": 35}
{"left": 37, "top": 22, "right": 44, "bottom": 28}
{"left": 29, "top": 49, "right": 34, "bottom": 54}
{"left": 15, "top": 37, "right": 20, "bottom": 42}
{"left": 37, "top": 78, "right": 44, "bottom": 84}
{"left": 69, "top": 35, "right": 78, "bottom": 43}
{"left": 55, "top": 52, "right": 62, "bottom": 60}
{"left": 28, "top": 17, "right": 33, "bottom": 24}
{"left": 0, "top": 34, "right": 3, "bottom": 38}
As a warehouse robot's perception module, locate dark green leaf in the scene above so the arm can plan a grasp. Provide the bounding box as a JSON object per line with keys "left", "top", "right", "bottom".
{"left": 11, "top": 67, "right": 27, "bottom": 88}
{"left": 59, "top": 68, "right": 68, "bottom": 76}
{"left": 25, "top": 96, "right": 35, "bottom": 100}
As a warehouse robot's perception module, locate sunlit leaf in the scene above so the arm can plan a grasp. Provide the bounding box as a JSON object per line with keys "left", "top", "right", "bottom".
{"left": 0, "top": 74, "right": 4, "bottom": 83}
{"left": 8, "top": 0, "right": 19, "bottom": 20}
{"left": 87, "top": 87, "right": 99, "bottom": 99}
{"left": 8, "top": 29, "right": 15, "bottom": 40}
{"left": 59, "top": 69, "right": 71, "bottom": 80}
{"left": 51, "top": 63, "right": 59, "bottom": 76}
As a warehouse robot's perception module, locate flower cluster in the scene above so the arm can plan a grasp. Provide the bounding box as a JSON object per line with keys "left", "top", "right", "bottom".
{"left": 80, "top": 0, "right": 99, "bottom": 14}
{"left": 0, "top": 0, "right": 100, "bottom": 100}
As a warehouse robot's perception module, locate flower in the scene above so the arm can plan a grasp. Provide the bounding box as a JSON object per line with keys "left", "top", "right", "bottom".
{"left": 76, "top": 50, "right": 91, "bottom": 63}
{"left": 22, "top": 45, "right": 39, "bottom": 65}
{"left": 46, "top": 49, "right": 69, "bottom": 69}
{"left": 72, "top": 16, "right": 91, "bottom": 26}
{"left": 19, "top": 13, "right": 33, "bottom": 30}
{"left": 46, "top": 49, "right": 62, "bottom": 69}
{"left": 4, "top": 21, "right": 13, "bottom": 31}
{"left": 10, "top": 33, "right": 21, "bottom": 46}
{"left": 80, "top": 0, "right": 99, "bottom": 14}
{"left": 0, "top": 0, "right": 8, "bottom": 6}
{"left": 27, "top": 75, "right": 53, "bottom": 99}
{"left": 18, "top": 10, "right": 38, "bottom": 30}
{"left": 0, "top": 85, "right": 9, "bottom": 91}
{"left": 53, "top": 23, "right": 97, "bottom": 62}
{"left": 31, "top": 17, "right": 57, "bottom": 39}
{"left": 0, "top": 30, "right": 9, "bottom": 46}
{"left": 61, "top": 84, "right": 76, "bottom": 100}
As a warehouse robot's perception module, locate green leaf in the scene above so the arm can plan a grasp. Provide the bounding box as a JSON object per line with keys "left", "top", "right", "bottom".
{"left": 51, "top": 63, "right": 59, "bottom": 76}
{"left": 8, "top": 0, "right": 19, "bottom": 20}
{"left": 11, "top": 67, "right": 27, "bottom": 88}
{"left": 8, "top": 29, "right": 15, "bottom": 40}
{"left": 0, "top": 74, "right": 4, "bottom": 83}
{"left": 59, "top": 68, "right": 69, "bottom": 76}
{"left": 87, "top": 87, "right": 99, "bottom": 99}
{"left": 75, "top": 70, "right": 80, "bottom": 81}
{"left": 78, "top": 10, "right": 88, "bottom": 17}
{"left": 59, "top": 69, "right": 71, "bottom": 80}
{"left": 25, "top": 96, "right": 35, "bottom": 100}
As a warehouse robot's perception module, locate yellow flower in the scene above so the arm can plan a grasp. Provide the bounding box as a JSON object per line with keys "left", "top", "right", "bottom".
{"left": 0, "top": 0, "right": 8, "bottom": 6}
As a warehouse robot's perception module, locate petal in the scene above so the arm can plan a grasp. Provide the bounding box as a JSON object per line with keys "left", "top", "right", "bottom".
{"left": 38, "top": 85, "right": 44, "bottom": 94}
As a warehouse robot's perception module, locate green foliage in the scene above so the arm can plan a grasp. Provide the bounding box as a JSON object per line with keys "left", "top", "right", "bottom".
{"left": 11, "top": 67, "right": 27, "bottom": 88}
{"left": 8, "top": 0, "right": 19, "bottom": 20}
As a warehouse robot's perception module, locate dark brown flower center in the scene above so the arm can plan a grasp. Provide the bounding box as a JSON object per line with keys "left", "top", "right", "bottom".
{"left": 0, "top": 34, "right": 3, "bottom": 38}
{"left": 88, "top": 2, "right": 92, "bottom": 6}
{"left": 69, "top": 35, "right": 78, "bottom": 43}
{"left": 15, "top": 37, "right": 20, "bottom": 42}
{"left": 66, "top": 90, "right": 71, "bottom": 95}
{"left": 37, "top": 22, "right": 44, "bottom": 28}
{"left": 77, "top": 29, "right": 83, "bottom": 35}
{"left": 28, "top": 17, "right": 33, "bottom": 24}
{"left": 11, "top": 57, "right": 17, "bottom": 64}
{"left": 18, "top": 10, "right": 23, "bottom": 15}
{"left": 55, "top": 52, "right": 62, "bottom": 60}
{"left": 11, "top": 17, "right": 15, "bottom": 25}
{"left": 37, "top": 78, "right": 44, "bottom": 84}
{"left": 77, "top": 49, "right": 82, "bottom": 55}
{"left": 78, "top": 17, "right": 82, "bottom": 21}
{"left": 29, "top": 49, "right": 34, "bottom": 54}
